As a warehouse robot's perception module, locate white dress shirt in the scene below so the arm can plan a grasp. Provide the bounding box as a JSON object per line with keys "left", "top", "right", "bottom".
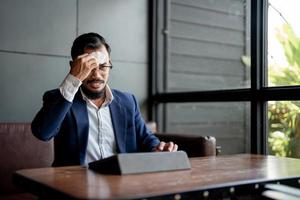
{"left": 59, "top": 74, "right": 117, "bottom": 165}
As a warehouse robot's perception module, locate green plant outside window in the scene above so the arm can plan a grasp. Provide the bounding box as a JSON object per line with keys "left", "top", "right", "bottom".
{"left": 268, "top": 23, "right": 300, "bottom": 157}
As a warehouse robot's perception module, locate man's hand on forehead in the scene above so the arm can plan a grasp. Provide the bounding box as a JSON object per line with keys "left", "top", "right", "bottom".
{"left": 70, "top": 52, "right": 104, "bottom": 81}
{"left": 90, "top": 51, "right": 106, "bottom": 65}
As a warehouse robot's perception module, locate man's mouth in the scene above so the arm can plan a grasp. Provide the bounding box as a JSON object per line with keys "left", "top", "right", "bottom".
{"left": 87, "top": 79, "right": 105, "bottom": 88}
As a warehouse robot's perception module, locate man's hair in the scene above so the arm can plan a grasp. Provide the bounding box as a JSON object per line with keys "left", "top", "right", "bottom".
{"left": 71, "top": 32, "right": 111, "bottom": 60}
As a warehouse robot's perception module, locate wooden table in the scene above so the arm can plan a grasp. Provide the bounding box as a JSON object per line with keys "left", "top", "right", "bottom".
{"left": 13, "top": 154, "right": 300, "bottom": 199}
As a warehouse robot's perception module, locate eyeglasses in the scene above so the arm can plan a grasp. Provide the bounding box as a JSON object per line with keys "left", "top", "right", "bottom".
{"left": 98, "top": 64, "right": 113, "bottom": 73}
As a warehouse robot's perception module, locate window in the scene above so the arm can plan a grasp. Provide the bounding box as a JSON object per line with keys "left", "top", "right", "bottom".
{"left": 267, "top": 0, "right": 300, "bottom": 158}
{"left": 167, "top": 0, "right": 250, "bottom": 92}
{"left": 162, "top": 102, "right": 250, "bottom": 154}
{"left": 268, "top": 101, "right": 300, "bottom": 157}
{"left": 151, "top": 0, "right": 300, "bottom": 156}
{"left": 268, "top": 0, "right": 300, "bottom": 87}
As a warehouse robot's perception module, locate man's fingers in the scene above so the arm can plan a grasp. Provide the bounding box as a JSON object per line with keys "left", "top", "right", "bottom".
{"left": 76, "top": 53, "right": 89, "bottom": 59}
{"left": 154, "top": 141, "right": 178, "bottom": 152}
{"left": 87, "top": 58, "right": 99, "bottom": 68}
{"left": 75, "top": 54, "right": 99, "bottom": 68}
{"left": 166, "top": 142, "right": 174, "bottom": 152}
{"left": 81, "top": 54, "right": 95, "bottom": 63}
{"left": 78, "top": 55, "right": 98, "bottom": 71}
{"left": 158, "top": 141, "right": 166, "bottom": 151}
{"left": 77, "top": 53, "right": 89, "bottom": 59}
{"left": 173, "top": 144, "right": 178, "bottom": 152}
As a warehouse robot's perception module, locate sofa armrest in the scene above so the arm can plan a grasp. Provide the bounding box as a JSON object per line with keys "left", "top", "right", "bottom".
{"left": 154, "top": 132, "right": 217, "bottom": 157}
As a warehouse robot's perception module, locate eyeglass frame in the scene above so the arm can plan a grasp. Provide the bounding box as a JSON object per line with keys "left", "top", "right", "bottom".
{"left": 98, "top": 62, "right": 113, "bottom": 73}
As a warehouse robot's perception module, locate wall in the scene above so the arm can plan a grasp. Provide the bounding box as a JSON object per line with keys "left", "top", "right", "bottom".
{"left": 0, "top": 0, "right": 149, "bottom": 122}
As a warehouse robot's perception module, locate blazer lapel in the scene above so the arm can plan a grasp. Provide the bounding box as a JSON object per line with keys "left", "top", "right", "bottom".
{"left": 72, "top": 92, "right": 89, "bottom": 164}
{"left": 109, "top": 95, "right": 127, "bottom": 153}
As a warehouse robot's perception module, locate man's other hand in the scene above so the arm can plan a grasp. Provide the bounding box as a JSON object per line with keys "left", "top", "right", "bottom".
{"left": 154, "top": 141, "right": 178, "bottom": 152}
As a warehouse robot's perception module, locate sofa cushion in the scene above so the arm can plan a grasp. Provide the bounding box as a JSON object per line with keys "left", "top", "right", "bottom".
{"left": 146, "top": 121, "right": 217, "bottom": 157}
{"left": 155, "top": 133, "right": 216, "bottom": 157}
{"left": 0, "top": 123, "right": 53, "bottom": 195}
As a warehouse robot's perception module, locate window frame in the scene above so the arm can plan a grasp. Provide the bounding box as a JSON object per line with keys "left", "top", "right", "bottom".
{"left": 149, "top": 0, "right": 300, "bottom": 154}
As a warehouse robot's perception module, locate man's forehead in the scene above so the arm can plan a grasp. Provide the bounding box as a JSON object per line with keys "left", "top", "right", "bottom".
{"left": 84, "top": 45, "right": 107, "bottom": 52}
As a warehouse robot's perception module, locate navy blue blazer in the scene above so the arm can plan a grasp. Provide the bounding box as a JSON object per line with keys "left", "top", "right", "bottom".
{"left": 31, "top": 89, "right": 160, "bottom": 166}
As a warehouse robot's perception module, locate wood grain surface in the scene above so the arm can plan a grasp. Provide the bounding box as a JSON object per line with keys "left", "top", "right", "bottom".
{"left": 13, "top": 154, "right": 300, "bottom": 199}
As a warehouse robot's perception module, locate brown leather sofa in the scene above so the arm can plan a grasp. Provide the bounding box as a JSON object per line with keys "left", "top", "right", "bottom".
{"left": 0, "top": 123, "right": 53, "bottom": 200}
{"left": 0, "top": 122, "right": 217, "bottom": 199}
{"left": 147, "top": 121, "right": 218, "bottom": 157}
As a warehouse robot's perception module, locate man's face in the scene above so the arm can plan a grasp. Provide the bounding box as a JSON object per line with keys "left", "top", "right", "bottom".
{"left": 81, "top": 45, "right": 111, "bottom": 95}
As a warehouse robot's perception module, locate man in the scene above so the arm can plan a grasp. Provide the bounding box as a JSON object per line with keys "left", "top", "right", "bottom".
{"left": 32, "top": 33, "right": 177, "bottom": 166}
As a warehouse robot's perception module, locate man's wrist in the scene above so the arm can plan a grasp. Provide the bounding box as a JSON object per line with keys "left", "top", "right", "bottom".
{"left": 59, "top": 73, "right": 82, "bottom": 102}
{"left": 69, "top": 71, "right": 85, "bottom": 82}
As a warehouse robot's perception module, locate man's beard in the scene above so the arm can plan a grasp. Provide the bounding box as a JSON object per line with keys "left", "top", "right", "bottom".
{"left": 81, "top": 82, "right": 105, "bottom": 100}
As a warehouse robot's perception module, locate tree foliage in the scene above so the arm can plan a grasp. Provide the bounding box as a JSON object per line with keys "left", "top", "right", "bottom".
{"left": 268, "top": 24, "right": 300, "bottom": 157}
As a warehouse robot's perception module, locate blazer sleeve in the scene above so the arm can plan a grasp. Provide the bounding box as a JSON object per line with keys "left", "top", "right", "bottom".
{"left": 132, "top": 94, "right": 160, "bottom": 151}
{"left": 31, "top": 89, "right": 72, "bottom": 141}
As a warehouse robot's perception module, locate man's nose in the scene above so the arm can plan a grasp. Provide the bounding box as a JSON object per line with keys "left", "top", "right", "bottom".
{"left": 90, "top": 68, "right": 103, "bottom": 78}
